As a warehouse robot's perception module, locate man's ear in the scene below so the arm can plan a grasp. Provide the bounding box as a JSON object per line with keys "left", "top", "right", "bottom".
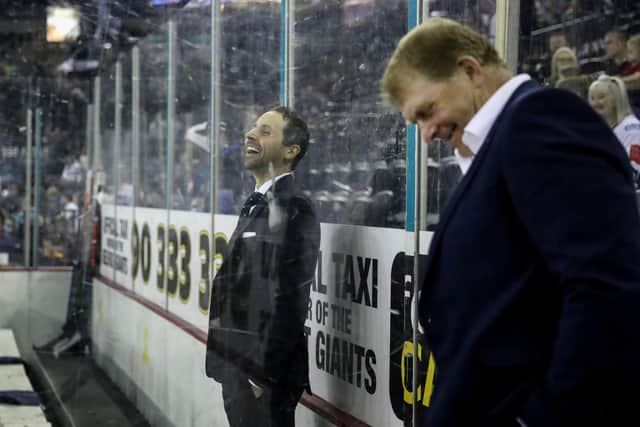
{"left": 457, "top": 56, "right": 483, "bottom": 84}
{"left": 284, "top": 144, "right": 301, "bottom": 162}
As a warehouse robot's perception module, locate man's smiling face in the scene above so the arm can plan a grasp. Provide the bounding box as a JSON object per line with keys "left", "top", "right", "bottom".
{"left": 400, "top": 69, "right": 477, "bottom": 153}
{"left": 243, "top": 110, "right": 288, "bottom": 174}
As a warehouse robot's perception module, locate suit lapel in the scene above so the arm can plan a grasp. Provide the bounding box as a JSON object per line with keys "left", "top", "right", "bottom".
{"left": 230, "top": 205, "right": 263, "bottom": 244}
{"left": 229, "top": 174, "right": 294, "bottom": 243}
{"left": 422, "top": 80, "right": 539, "bottom": 282}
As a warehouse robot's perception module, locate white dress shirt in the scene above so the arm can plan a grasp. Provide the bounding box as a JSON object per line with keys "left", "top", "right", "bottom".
{"left": 455, "top": 74, "right": 532, "bottom": 174}
{"left": 248, "top": 172, "right": 293, "bottom": 215}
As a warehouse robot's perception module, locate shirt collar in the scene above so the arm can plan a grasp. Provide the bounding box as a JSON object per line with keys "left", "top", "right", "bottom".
{"left": 456, "top": 74, "right": 531, "bottom": 174}
{"left": 255, "top": 172, "right": 292, "bottom": 195}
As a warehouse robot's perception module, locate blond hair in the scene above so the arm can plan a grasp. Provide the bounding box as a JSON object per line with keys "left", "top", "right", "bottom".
{"left": 550, "top": 47, "right": 577, "bottom": 84}
{"left": 588, "top": 75, "right": 633, "bottom": 126}
{"left": 381, "top": 18, "right": 504, "bottom": 106}
{"left": 628, "top": 34, "right": 640, "bottom": 62}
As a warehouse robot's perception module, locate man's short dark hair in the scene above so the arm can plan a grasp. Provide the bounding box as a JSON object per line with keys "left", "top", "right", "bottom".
{"left": 270, "top": 106, "right": 309, "bottom": 170}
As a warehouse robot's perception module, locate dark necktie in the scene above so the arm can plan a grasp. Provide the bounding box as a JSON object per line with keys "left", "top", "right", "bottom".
{"left": 240, "top": 192, "right": 266, "bottom": 217}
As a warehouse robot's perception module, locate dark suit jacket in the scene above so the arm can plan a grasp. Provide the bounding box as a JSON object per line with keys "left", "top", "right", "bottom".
{"left": 205, "top": 175, "right": 320, "bottom": 393}
{"left": 420, "top": 81, "right": 640, "bottom": 427}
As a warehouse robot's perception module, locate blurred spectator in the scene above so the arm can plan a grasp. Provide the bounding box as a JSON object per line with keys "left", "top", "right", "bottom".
{"left": 620, "top": 34, "right": 640, "bottom": 110}
{"left": 556, "top": 74, "right": 591, "bottom": 99}
{"left": 61, "top": 192, "right": 80, "bottom": 234}
{"left": 520, "top": 56, "right": 545, "bottom": 83}
{"left": 549, "top": 30, "right": 569, "bottom": 54}
{"left": 45, "top": 185, "right": 61, "bottom": 214}
{"left": 0, "top": 181, "right": 21, "bottom": 215}
{"left": 548, "top": 47, "right": 579, "bottom": 86}
{"left": 540, "top": 30, "right": 569, "bottom": 79}
{"left": 536, "top": 0, "right": 572, "bottom": 27}
{"left": 589, "top": 75, "right": 640, "bottom": 178}
{"left": 61, "top": 154, "right": 86, "bottom": 187}
{"left": 560, "top": 0, "right": 582, "bottom": 20}
{"left": 0, "top": 209, "right": 15, "bottom": 265}
{"left": 11, "top": 199, "right": 26, "bottom": 260}
{"left": 604, "top": 28, "right": 629, "bottom": 75}
{"left": 554, "top": 47, "right": 592, "bottom": 99}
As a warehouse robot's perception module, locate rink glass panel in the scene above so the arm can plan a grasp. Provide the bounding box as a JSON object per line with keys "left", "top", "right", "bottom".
{"left": 171, "top": 7, "right": 212, "bottom": 213}
{"left": 292, "top": 0, "right": 408, "bottom": 229}
{"left": 100, "top": 69, "right": 116, "bottom": 203}
{"left": 0, "top": 78, "right": 29, "bottom": 266}
{"left": 137, "top": 25, "right": 169, "bottom": 210}
{"left": 36, "top": 78, "right": 91, "bottom": 266}
{"left": 213, "top": 0, "right": 282, "bottom": 216}
{"left": 118, "top": 53, "right": 134, "bottom": 208}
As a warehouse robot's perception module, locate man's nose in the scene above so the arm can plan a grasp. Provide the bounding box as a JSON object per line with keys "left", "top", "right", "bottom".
{"left": 418, "top": 121, "right": 451, "bottom": 143}
{"left": 245, "top": 129, "right": 257, "bottom": 141}
{"left": 418, "top": 120, "right": 435, "bottom": 143}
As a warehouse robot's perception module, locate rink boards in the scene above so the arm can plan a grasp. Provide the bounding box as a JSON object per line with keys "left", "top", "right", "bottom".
{"left": 95, "top": 204, "right": 434, "bottom": 426}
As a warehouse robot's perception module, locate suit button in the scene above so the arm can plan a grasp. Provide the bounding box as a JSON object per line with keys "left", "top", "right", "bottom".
{"left": 427, "top": 317, "right": 432, "bottom": 324}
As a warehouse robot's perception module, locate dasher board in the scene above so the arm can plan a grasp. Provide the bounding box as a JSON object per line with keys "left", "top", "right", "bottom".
{"left": 0, "top": 424, "right": 51, "bottom": 427}
{"left": 1, "top": 424, "right": 51, "bottom": 427}
{"left": 0, "top": 330, "right": 20, "bottom": 358}
{"left": 0, "top": 405, "right": 48, "bottom": 424}
{"left": 0, "top": 365, "right": 33, "bottom": 391}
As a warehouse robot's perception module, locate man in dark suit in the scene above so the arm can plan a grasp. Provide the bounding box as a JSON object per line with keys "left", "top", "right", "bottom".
{"left": 382, "top": 18, "right": 640, "bottom": 427}
{"left": 205, "top": 106, "right": 320, "bottom": 427}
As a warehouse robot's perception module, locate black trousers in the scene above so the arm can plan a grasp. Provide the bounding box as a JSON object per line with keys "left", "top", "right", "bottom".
{"left": 221, "top": 379, "right": 303, "bottom": 427}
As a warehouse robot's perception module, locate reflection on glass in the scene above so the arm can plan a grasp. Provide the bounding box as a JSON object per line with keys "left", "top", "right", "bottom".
{"left": 428, "top": 0, "right": 496, "bottom": 42}
{"left": 138, "top": 30, "right": 169, "bottom": 209}
{"left": 37, "top": 78, "right": 90, "bottom": 265}
{"left": 100, "top": 69, "right": 116, "bottom": 198}
{"left": 294, "top": 0, "right": 407, "bottom": 228}
{"left": 425, "top": 139, "right": 461, "bottom": 230}
{"left": 173, "top": 6, "right": 211, "bottom": 212}
{"left": 215, "top": 1, "right": 281, "bottom": 215}
{"left": 118, "top": 54, "right": 134, "bottom": 206}
{"left": 0, "top": 79, "right": 29, "bottom": 265}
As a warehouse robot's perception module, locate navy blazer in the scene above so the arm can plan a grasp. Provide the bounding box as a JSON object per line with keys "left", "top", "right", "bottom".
{"left": 420, "top": 81, "right": 640, "bottom": 427}
{"left": 206, "top": 175, "right": 320, "bottom": 392}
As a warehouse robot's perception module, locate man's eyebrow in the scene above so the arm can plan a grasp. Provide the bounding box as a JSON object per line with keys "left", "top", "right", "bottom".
{"left": 259, "top": 124, "right": 272, "bottom": 131}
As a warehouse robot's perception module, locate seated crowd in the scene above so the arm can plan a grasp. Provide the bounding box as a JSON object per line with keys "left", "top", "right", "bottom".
{"left": 526, "top": 18, "right": 640, "bottom": 185}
